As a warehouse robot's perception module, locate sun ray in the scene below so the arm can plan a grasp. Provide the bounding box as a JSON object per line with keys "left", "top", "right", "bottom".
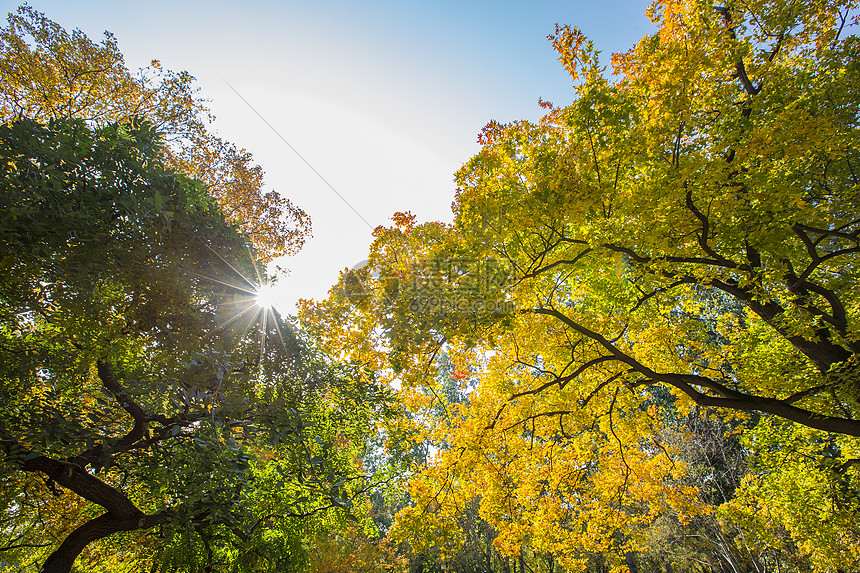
{"left": 195, "top": 273, "right": 258, "bottom": 295}
{"left": 248, "top": 244, "right": 265, "bottom": 286}
{"left": 259, "top": 304, "right": 268, "bottom": 373}
{"left": 196, "top": 236, "right": 258, "bottom": 291}
{"left": 206, "top": 301, "right": 261, "bottom": 336}
{"left": 267, "top": 307, "right": 289, "bottom": 355}
{"left": 194, "top": 239, "right": 291, "bottom": 381}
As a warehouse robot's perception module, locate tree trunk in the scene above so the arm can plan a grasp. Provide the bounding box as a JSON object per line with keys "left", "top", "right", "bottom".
{"left": 625, "top": 551, "right": 639, "bottom": 573}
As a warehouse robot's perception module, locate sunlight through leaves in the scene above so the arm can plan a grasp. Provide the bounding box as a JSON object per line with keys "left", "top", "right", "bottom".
{"left": 254, "top": 282, "right": 280, "bottom": 309}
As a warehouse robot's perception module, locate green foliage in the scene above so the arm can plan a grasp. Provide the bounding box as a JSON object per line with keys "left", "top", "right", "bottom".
{"left": 0, "top": 117, "right": 384, "bottom": 572}
{"left": 0, "top": 4, "right": 309, "bottom": 262}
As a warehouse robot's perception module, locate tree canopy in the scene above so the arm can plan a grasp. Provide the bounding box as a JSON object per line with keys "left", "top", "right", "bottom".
{"left": 0, "top": 8, "right": 403, "bottom": 572}
{"left": 0, "top": 116, "right": 385, "bottom": 572}
{"left": 0, "top": 5, "right": 309, "bottom": 262}
{"left": 5, "top": 0, "right": 860, "bottom": 571}
{"left": 306, "top": 0, "right": 860, "bottom": 570}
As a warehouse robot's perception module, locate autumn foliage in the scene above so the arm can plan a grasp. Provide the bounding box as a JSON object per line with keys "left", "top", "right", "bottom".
{"left": 0, "top": 5, "right": 309, "bottom": 262}
{"left": 4, "top": 0, "right": 860, "bottom": 571}
{"left": 308, "top": 0, "right": 860, "bottom": 571}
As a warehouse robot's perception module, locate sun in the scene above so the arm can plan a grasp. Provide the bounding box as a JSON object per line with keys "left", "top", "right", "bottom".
{"left": 254, "top": 282, "right": 280, "bottom": 309}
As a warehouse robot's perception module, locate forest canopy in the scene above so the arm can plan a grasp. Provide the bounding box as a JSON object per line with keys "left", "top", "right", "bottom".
{"left": 3, "top": 0, "right": 860, "bottom": 572}
{"left": 0, "top": 5, "right": 310, "bottom": 262}
{"left": 0, "top": 114, "right": 390, "bottom": 572}
{"left": 306, "top": 0, "right": 860, "bottom": 571}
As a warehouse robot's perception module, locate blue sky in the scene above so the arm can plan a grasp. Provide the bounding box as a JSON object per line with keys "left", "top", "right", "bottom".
{"left": 3, "top": 0, "right": 654, "bottom": 310}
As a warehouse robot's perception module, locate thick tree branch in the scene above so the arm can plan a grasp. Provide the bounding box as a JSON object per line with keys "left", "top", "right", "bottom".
{"left": 41, "top": 511, "right": 170, "bottom": 573}
{"left": 664, "top": 374, "right": 860, "bottom": 436}
{"left": 69, "top": 361, "right": 207, "bottom": 470}
{"left": 66, "top": 360, "right": 149, "bottom": 470}
{"left": 781, "top": 266, "right": 854, "bottom": 353}
{"left": 529, "top": 307, "right": 860, "bottom": 436}
{"left": 585, "top": 230, "right": 854, "bottom": 373}
{"left": 708, "top": 277, "right": 853, "bottom": 371}
{"left": 586, "top": 226, "right": 856, "bottom": 373}
{"left": 5, "top": 443, "right": 141, "bottom": 518}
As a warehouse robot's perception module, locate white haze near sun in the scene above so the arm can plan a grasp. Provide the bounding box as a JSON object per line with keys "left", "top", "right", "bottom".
{"left": 6, "top": 0, "right": 654, "bottom": 314}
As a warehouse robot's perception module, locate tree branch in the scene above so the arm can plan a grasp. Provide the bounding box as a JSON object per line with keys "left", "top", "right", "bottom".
{"left": 4, "top": 443, "right": 141, "bottom": 518}
{"left": 501, "top": 410, "right": 574, "bottom": 432}
{"left": 521, "top": 248, "right": 593, "bottom": 280}
{"left": 66, "top": 361, "right": 149, "bottom": 470}
{"left": 715, "top": 6, "right": 761, "bottom": 96}
{"left": 41, "top": 511, "right": 170, "bottom": 573}
{"left": 708, "top": 277, "right": 852, "bottom": 372}
{"left": 529, "top": 307, "right": 860, "bottom": 436}
{"left": 508, "top": 355, "right": 617, "bottom": 401}
{"left": 70, "top": 361, "right": 208, "bottom": 470}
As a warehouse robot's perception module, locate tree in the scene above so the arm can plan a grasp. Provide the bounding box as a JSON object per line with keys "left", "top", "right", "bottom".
{"left": 305, "top": 0, "right": 860, "bottom": 569}
{"left": 0, "top": 117, "right": 380, "bottom": 572}
{"left": 0, "top": 5, "right": 309, "bottom": 262}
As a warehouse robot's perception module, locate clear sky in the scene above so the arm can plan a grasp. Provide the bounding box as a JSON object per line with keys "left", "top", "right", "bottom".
{"left": 3, "top": 0, "right": 654, "bottom": 312}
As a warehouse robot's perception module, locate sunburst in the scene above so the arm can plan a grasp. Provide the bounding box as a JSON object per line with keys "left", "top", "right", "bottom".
{"left": 254, "top": 282, "right": 280, "bottom": 310}
{"left": 194, "top": 241, "right": 289, "bottom": 377}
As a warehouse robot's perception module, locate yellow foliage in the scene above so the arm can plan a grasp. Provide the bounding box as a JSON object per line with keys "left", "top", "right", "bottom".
{"left": 314, "top": 0, "right": 860, "bottom": 568}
